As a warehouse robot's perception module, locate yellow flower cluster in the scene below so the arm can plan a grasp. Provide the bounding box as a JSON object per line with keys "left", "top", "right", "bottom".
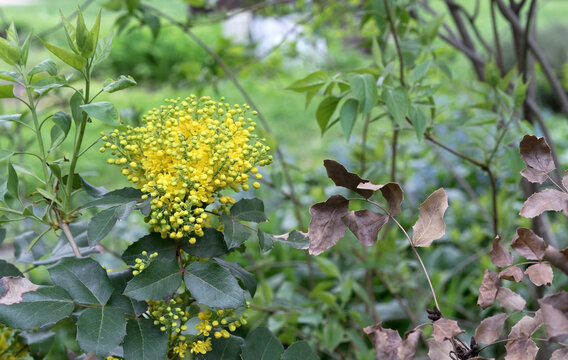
{"left": 0, "top": 326, "right": 30, "bottom": 359}
{"left": 103, "top": 95, "right": 272, "bottom": 240}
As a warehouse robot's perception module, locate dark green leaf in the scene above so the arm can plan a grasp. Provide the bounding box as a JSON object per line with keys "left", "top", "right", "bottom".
{"left": 122, "top": 232, "right": 177, "bottom": 266}
{"left": 80, "top": 176, "right": 109, "bottom": 197}
{"left": 349, "top": 74, "right": 377, "bottom": 114}
{"left": 49, "top": 257, "right": 113, "bottom": 305}
{"left": 70, "top": 90, "right": 84, "bottom": 127}
{"left": 80, "top": 101, "right": 119, "bottom": 125}
{"left": 103, "top": 75, "right": 137, "bottom": 93}
{"left": 87, "top": 207, "right": 118, "bottom": 246}
{"left": 0, "top": 84, "right": 14, "bottom": 98}
{"left": 75, "top": 7, "right": 89, "bottom": 54}
{"left": 384, "top": 87, "right": 409, "bottom": 126}
{"left": 0, "top": 286, "right": 74, "bottom": 329}
{"left": 257, "top": 229, "right": 274, "bottom": 252}
{"left": 340, "top": 99, "right": 358, "bottom": 140}
{"left": 82, "top": 187, "right": 142, "bottom": 209}
{"left": 0, "top": 227, "right": 5, "bottom": 245}
{"left": 38, "top": 38, "right": 87, "bottom": 71}
{"left": 15, "top": 231, "right": 45, "bottom": 263}
{"left": 76, "top": 306, "right": 126, "bottom": 358}
{"left": 281, "top": 341, "right": 319, "bottom": 360}
{"left": 28, "top": 59, "right": 58, "bottom": 76}
{"left": 144, "top": 14, "right": 161, "bottom": 39}
{"left": 202, "top": 335, "right": 244, "bottom": 360}
{"left": 273, "top": 230, "right": 310, "bottom": 249}
{"left": 287, "top": 71, "right": 328, "bottom": 92}
{"left": 221, "top": 214, "right": 250, "bottom": 249}
{"left": 52, "top": 111, "right": 72, "bottom": 136}
{"left": 316, "top": 96, "right": 340, "bottom": 134}
{"left": 123, "top": 318, "right": 168, "bottom": 360}
{"left": 241, "top": 327, "right": 284, "bottom": 360}
{"left": 409, "top": 106, "right": 427, "bottom": 140}
{"left": 183, "top": 227, "right": 228, "bottom": 258}
{"left": 184, "top": 261, "right": 246, "bottom": 308}
{"left": 230, "top": 198, "right": 267, "bottom": 222}
{"left": 123, "top": 260, "right": 181, "bottom": 301}
{"left": 0, "top": 259, "right": 22, "bottom": 277}
{"left": 213, "top": 258, "right": 256, "bottom": 297}
{"left": 108, "top": 269, "right": 147, "bottom": 316}
{"left": 7, "top": 162, "right": 19, "bottom": 198}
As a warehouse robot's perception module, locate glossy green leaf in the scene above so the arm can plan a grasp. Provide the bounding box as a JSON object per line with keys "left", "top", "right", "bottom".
{"left": 183, "top": 227, "right": 228, "bottom": 258}
{"left": 214, "top": 258, "right": 256, "bottom": 297}
{"left": 384, "top": 87, "right": 409, "bottom": 126}
{"left": 202, "top": 335, "right": 244, "bottom": 359}
{"left": 409, "top": 106, "right": 427, "bottom": 140}
{"left": 80, "top": 101, "right": 119, "bottom": 125}
{"left": 221, "top": 213, "right": 250, "bottom": 249}
{"left": 28, "top": 59, "right": 58, "bottom": 76}
{"left": 123, "top": 318, "right": 168, "bottom": 360}
{"left": 87, "top": 201, "right": 136, "bottom": 245}
{"left": 349, "top": 74, "right": 377, "bottom": 114}
{"left": 123, "top": 260, "right": 181, "bottom": 301}
{"left": 340, "top": 99, "right": 358, "bottom": 140}
{"left": 49, "top": 257, "right": 113, "bottom": 305}
{"left": 38, "top": 38, "right": 87, "bottom": 71}
{"left": 80, "top": 176, "right": 109, "bottom": 197}
{"left": 287, "top": 71, "right": 328, "bottom": 92}
{"left": 257, "top": 229, "right": 274, "bottom": 252}
{"left": 122, "top": 232, "right": 177, "bottom": 265}
{"left": 0, "top": 286, "right": 74, "bottom": 329}
{"left": 76, "top": 306, "right": 126, "bottom": 358}
{"left": 0, "top": 259, "right": 22, "bottom": 277}
{"left": 282, "top": 341, "right": 319, "bottom": 360}
{"left": 82, "top": 187, "right": 142, "bottom": 208}
{"left": 184, "top": 261, "right": 246, "bottom": 308}
{"left": 7, "top": 162, "right": 19, "bottom": 198}
{"left": 230, "top": 198, "right": 267, "bottom": 222}
{"left": 107, "top": 270, "right": 147, "bottom": 316}
{"left": 316, "top": 96, "right": 340, "bottom": 134}
{"left": 241, "top": 327, "right": 284, "bottom": 360}
{"left": 103, "top": 75, "right": 137, "bottom": 93}
{"left": 0, "top": 84, "right": 14, "bottom": 98}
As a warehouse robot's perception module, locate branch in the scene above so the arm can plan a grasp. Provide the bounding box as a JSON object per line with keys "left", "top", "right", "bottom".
{"left": 544, "top": 245, "right": 568, "bottom": 276}
{"left": 384, "top": 0, "right": 404, "bottom": 86}
{"left": 55, "top": 210, "right": 81, "bottom": 258}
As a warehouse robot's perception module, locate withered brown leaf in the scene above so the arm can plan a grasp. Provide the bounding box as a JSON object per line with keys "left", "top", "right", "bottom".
{"left": 490, "top": 235, "right": 513, "bottom": 267}
{"left": 524, "top": 263, "right": 553, "bottom": 286}
{"left": 398, "top": 329, "right": 421, "bottom": 360}
{"left": 511, "top": 228, "right": 546, "bottom": 260}
{"left": 432, "top": 318, "right": 464, "bottom": 342}
{"left": 520, "top": 167, "right": 548, "bottom": 184}
{"left": 357, "top": 182, "right": 404, "bottom": 216}
{"left": 475, "top": 313, "right": 508, "bottom": 344}
{"left": 426, "top": 338, "right": 453, "bottom": 360}
{"left": 551, "top": 348, "right": 568, "bottom": 360}
{"left": 308, "top": 195, "right": 349, "bottom": 255}
{"left": 0, "top": 277, "right": 39, "bottom": 305}
{"left": 499, "top": 266, "right": 524, "bottom": 282}
{"left": 363, "top": 323, "right": 402, "bottom": 360}
{"left": 563, "top": 169, "right": 568, "bottom": 190}
{"left": 509, "top": 311, "right": 543, "bottom": 338}
{"left": 519, "top": 188, "right": 568, "bottom": 218}
{"left": 412, "top": 188, "right": 448, "bottom": 247}
{"left": 323, "top": 159, "right": 374, "bottom": 199}
{"left": 519, "top": 135, "right": 555, "bottom": 173}
{"left": 496, "top": 287, "right": 526, "bottom": 311}
{"left": 538, "top": 291, "right": 568, "bottom": 341}
{"left": 478, "top": 269, "right": 500, "bottom": 309}
{"left": 342, "top": 209, "right": 388, "bottom": 246}
{"left": 504, "top": 337, "right": 538, "bottom": 360}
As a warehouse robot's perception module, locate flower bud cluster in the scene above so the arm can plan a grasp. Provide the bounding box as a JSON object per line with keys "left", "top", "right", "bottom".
{"left": 131, "top": 251, "right": 158, "bottom": 276}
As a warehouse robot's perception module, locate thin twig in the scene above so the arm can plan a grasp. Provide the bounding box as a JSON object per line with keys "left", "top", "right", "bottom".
{"left": 490, "top": 0, "right": 505, "bottom": 73}
{"left": 384, "top": 0, "right": 404, "bottom": 86}
{"left": 55, "top": 210, "right": 81, "bottom": 258}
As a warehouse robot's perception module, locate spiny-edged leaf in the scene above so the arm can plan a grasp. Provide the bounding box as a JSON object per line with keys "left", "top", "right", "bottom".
{"left": 230, "top": 198, "right": 267, "bottom": 222}
{"left": 287, "top": 70, "right": 328, "bottom": 92}
{"left": 80, "top": 102, "right": 119, "bottom": 125}
{"left": 342, "top": 210, "right": 388, "bottom": 246}
{"left": 511, "top": 228, "right": 546, "bottom": 260}
{"left": 213, "top": 258, "right": 256, "bottom": 297}
{"left": 412, "top": 188, "right": 448, "bottom": 247}
{"left": 202, "top": 335, "right": 244, "bottom": 359}
{"left": 323, "top": 159, "right": 374, "bottom": 198}
{"left": 496, "top": 287, "right": 526, "bottom": 311}
{"left": 0, "top": 277, "right": 39, "bottom": 305}
{"left": 432, "top": 318, "right": 464, "bottom": 342}
{"left": 308, "top": 195, "right": 349, "bottom": 256}
{"left": 0, "top": 84, "right": 14, "bottom": 98}
{"left": 477, "top": 269, "right": 500, "bottom": 308}
{"left": 499, "top": 266, "right": 524, "bottom": 282}
{"left": 122, "top": 232, "right": 177, "bottom": 265}
{"left": 520, "top": 167, "right": 548, "bottom": 184}
{"left": 316, "top": 96, "right": 340, "bottom": 133}
{"left": 0, "top": 286, "right": 74, "bottom": 329}
{"left": 519, "top": 135, "right": 555, "bottom": 173}
{"left": 520, "top": 188, "right": 568, "bottom": 218}
{"left": 76, "top": 306, "right": 126, "bottom": 358}
{"left": 82, "top": 187, "right": 142, "bottom": 208}
{"left": 340, "top": 99, "right": 358, "bottom": 140}
{"left": 38, "top": 38, "right": 87, "bottom": 71}
{"left": 358, "top": 182, "right": 404, "bottom": 216}
{"left": 103, "top": 75, "right": 137, "bottom": 93}
{"left": 240, "top": 327, "right": 284, "bottom": 360}
{"left": 538, "top": 292, "right": 568, "bottom": 341}
{"left": 475, "top": 313, "right": 508, "bottom": 344}
{"left": 272, "top": 230, "right": 309, "bottom": 249}
{"left": 409, "top": 106, "right": 427, "bottom": 140}
{"left": 28, "top": 59, "right": 58, "bottom": 76}
{"left": 384, "top": 87, "right": 409, "bottom": 126}
{"left": 183, "top": 227, "right": 228, "bottom": 258}
{"left": 490, "top": 235, "right": 513, "bottom": 267}
{"left": 0, "top": 259, "right": 22, "bottom": 277}
{"left": 123, "top": 318, "right": 168, "bottom": 360}
{"left": 49, "top": 257, "right": 113, "bottom": 305}
{"left": 281, "top": 341, "right": 319, "bottom": 360}
{"left": 524, "top": 263, "right": 553, "bottom": 286}
{"left": 123, "top": 260, "right": 181, "bottom": 301}
{"left": 221, "top": 213, "right": 250, "bottom": 249}
{"left": 349, "top": 73, "right": 377, "bottom": 114}
{"left": 87, "top": 202, "right": 137, "bottom": 246}
{"left": 184, "top": 261, "right": 246, "bottom": 308}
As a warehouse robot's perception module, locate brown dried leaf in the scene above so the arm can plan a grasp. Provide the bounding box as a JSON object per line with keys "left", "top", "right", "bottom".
{"left": 499, "top": 266, "right": 524, "bottom": 282}
{"left": 475, "top": 313, "right": 508, "bottom": 344}
{"left": 538, "top": 291, "right": 568, "bottom": 341}
{"left": 478, "top": 270, "right": 500, "bottom": 308}
{"left": 0, "top": 276, "right": 39, "bottom": 305}
{"left": 398, "top": 329, "right": 421, "bottom": 360}
{"left": 563, "top": 170, "right": 568, "bottom": 190}
{"left": 511, "top": 228, "right": 546, "bottom": 260}
{"left": 323, "top": 159, "right": 374, "bottom": 199}
{"left": 509, "top": 311, "right": 543, "bottom": 338}
{"left": 504, "top": 337, "right": 538, "bottom": 360}
{"left": 520, "top": 167, "right": 548, "bottom": 184}
{"left": 357, "top": 182, "right": 404, "bottom": 216}
{"left": 342, "top": 210, "right": 389, "bottom": 246}
{"left": 519, "top": 135, "right": 555, "bottom": 173}
{"left": 490, "top": 235, "right": 513, "bottom": 267}
{"left": 426, "top": 338, "right": 452, "bottom": 360}
{"left": 520, "top": 189, "right": 568, "bottom": 218}
{"left": 496, "top": 287, "right": 526, "bottom": 311}
{"left": 363, "top": 323, "right": 402, "bottom": 360}
{"left": 432, "top": 318, "right": 464, "bottom": 342}
{"left": 524, "top": 263, "right": 553, "bottom": 286}
{"left": 308, "top": 195, "right": 349, "bottom": 255}
{"left": 412, "top": 188, "right": 448, "bottom": 247}
{"left": 551, "top": 348, "right": 568, "bottom": 360}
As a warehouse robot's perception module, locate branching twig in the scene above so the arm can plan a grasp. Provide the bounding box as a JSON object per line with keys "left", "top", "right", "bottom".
{"left": 55, "top": 210, "right": 81, "bottom": 258}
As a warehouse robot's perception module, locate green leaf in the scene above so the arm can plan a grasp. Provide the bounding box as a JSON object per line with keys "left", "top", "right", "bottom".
{"left": 371, "top": 37, "right": 382, "bottom": 68}
{"left": 221, "top": 214, "right": 250, "bottom": 249}
{"left": 107, "top": 270, "right": 147, "bottom": 316}
{"left": 257, "top": 229, "right": 274, "bottom": 252}
{"left": 38, "top": 38, "right": 87, "bottom": 71}
{"left": 0, "top": 149, "right": 13, "bottom": 162}
{"left": 144, "top": 13, "right": 161, "bottom": 39}
{"left": 230, "top": 198, "right": 268, "bottom": 222}
{"left": 28, "top": 59, "right": 58, "bottom": 76}
{"left": 213, "top": 258, "right": 256, "bottom": 297}
{"left": 0, "top": 71, "right": 19, "bottom": 81}
{"left": 123, "top": 318, "right": 168, "bottom": 360}
{"left": 241, "top": 327, "right": 284, "bottom": 360}
{"left": 384, "top": 87, "right": 409, "bottom": 126}
{"left": 313, "top": 256, "right": 340, "bottom": 278}
{"left": 82, "top": 187, "right": 142, "bottom": 208}
{"left": 123, "top": 260, "right": 181, "bottom": 301}
{"left": 0, "top": 37, "right": 20, "bottom": 65}
{"left": 49, "top": 257, "right": 113, "bottom": 305}
{"left": 80, "top": 102, "right": 119, "bottom": 125}
{"left": 80, "top": 176, "right": 109, "bottom": 197}
{"left": 183, "top": 227, "right": 228, "bottom": 258}
{"left": 273, "top": 230, "right": 309, "bottom": 249}
{"left": 203, "top": 335, "right": 244, "bottom": 359}
{"left": 282, "top": 341, "right": 319, "bottom": 360}
{"left": 409, "top": 106, "right": 427, "bottom": 140}
{"left": 0, "top": 286, "right": 74, "bottom": 329}
{"left": 316, "top": 96, "right": 340, "bottom": 134}
{"left": 87, "top": 202, "right": 136, "bottom": 246}
{"left": 122, "top": 232, "right": 177, "bottom": 266}
{"left": 7, "top": 162, "right": 19, "bottom": 198}
{"left": 59, "top": 9, "right": 78, "bottom": 54}
{"left": 409, "top": 58, "right": 432, "bottom": 85}
{"left": 103, "top": 75, "right": 137, "bottom": 93}
{"left": 19, "top": 33, "right": 31, "bottom": 66}
{"left": 349, "top": 74, "right": 377, "bottom": 114}
{"left": 184, "top": 261, "right": 246, "bottom": 308}
{"left": 0, "top": 84, "right": 14, "bottom": 98}
{"left": 52, "top": 111, "right": 72, "bottom": 135}
{"left": 0, "top": 227, "right": 5, "bottom": 245}
{"left": 70, "top": 90, "right": 84, "bottom": 127}
{"left": 0, "top": 259, "right": 22, "bottom": 277}
{"left": 80, "top": 10, "right": 101, "bottom": 58}
{"left": 287, "top": 71, "right": 328, "bottom": 92}
{"left": 340, "top": 99, "right": 358, "bottom": 140}
{"left": 76, "top": 306, "right": 126, "bottom": 358}
{"left": 93, "top": 33, "right": 113, "bottom": 67}
{"left": 31, "top": 75, "right": 67, "bottom": 95}
{"left": 75, "top": 7, "right": 89, "bottom": 55}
